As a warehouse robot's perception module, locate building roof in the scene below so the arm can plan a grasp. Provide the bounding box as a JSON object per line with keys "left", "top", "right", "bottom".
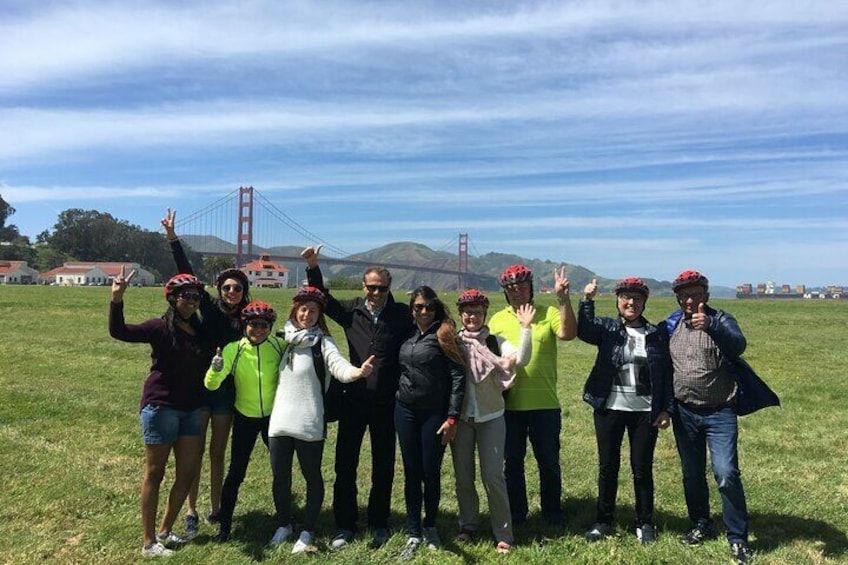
{"left": 0, "top": 261, "right": 26, "bottom": 274}
{"left": 242, "top": 255, "right": 289, "bottom": 272}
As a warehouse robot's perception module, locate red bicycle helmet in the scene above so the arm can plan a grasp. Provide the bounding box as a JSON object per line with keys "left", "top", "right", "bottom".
{"left": 164, "top": 273, "right": 203, "bottom": 298}
{"left": 457, "top": 289, "right": 490, "bottom": 309}
{"left": 293, "top": 286, "right": 327, "bottom": 309}
{"left": 615, "top": 276, "right": 650, "bottom": 298}
{"left": 672, "top": 270, "right": 709, "bottom": 292}
{"left": 241, "top": 300, "right": 277, "bottom": 323}
{"left": 498, "top": 264, "right": 533, "bottom": 287}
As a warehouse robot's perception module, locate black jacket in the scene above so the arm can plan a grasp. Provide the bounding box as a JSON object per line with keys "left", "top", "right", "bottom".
{"left": 306, "top": 265, "right": 412, "bottom": 403}
{"left": 578, "top": 299, "right": 674, "bottom": 420}
{"left": 396, "top": 323, "right": 466, "bottom": 417}
{"left": 169, "top": 238, "right": 243, "bottom": 349}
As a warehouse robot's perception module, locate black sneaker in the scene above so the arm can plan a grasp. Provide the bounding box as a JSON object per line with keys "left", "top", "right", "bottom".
{"left": 215, "top": 523, "right": 231, "bottom": 543}
{"left": 731, "top": 542, "right": 753, "bottom": 564}
{"left": 682, "top": 522, "right": 716, "bottom": 545}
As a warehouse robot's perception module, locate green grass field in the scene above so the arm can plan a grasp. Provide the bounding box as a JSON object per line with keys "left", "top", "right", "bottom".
{"left": 1, "top": 286, "right": 846, "bottom": 564}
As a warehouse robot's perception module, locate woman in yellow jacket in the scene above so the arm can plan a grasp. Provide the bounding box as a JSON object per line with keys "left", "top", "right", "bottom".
{"left": 204, "top": 301, "right": 286, "bottom": 542}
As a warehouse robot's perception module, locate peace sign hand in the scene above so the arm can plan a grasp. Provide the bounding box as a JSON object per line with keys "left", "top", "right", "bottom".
{"left": 111, "top": 265, "right": 137, "bottom": 303}
{"left": 554, "top": 266, "right": 570, "bottom": 299}
{"left": 161, "top": 208, "right": 177, "bottom": 240}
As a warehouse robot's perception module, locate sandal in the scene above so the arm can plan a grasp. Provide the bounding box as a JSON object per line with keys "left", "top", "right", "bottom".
{"left": 496, "top": 541, "right": 511, "bottom": 554}
{"left": 456, "top": 528, "right": 474, "bottom": 543}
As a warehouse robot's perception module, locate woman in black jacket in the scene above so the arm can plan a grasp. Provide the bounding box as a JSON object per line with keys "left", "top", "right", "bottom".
{"left": 395, "top": 286, "right": 466, "bottom": 561}
{"left": 578, "top": 277, "right": 673, "bottom": 545}
{"left": 161, "top": 209, "right": 252, "bottom": 531}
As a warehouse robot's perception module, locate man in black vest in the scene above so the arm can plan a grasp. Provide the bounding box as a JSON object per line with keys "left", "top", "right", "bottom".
{"left": 301, "top": 246, "right": 412, "bottom": 550}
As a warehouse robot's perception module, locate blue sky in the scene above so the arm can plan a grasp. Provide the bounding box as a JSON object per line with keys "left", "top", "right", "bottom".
{"left": 1, "top": 1, "right": 846, "bottom": 288}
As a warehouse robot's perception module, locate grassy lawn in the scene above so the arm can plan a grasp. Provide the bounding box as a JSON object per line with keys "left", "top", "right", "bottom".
{"left": 1, "top": 286, "right": 846, "bottom": 564}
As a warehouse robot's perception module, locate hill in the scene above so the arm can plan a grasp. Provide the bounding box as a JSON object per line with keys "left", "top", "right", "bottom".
{"left": 179, "top": 234, "right": 733, "bottom": 296}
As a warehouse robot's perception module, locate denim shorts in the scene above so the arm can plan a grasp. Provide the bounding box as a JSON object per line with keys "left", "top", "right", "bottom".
{"left": 202, "top": 385, "right": 235, "bottom": 416}
{"left": 140, "top": 404, "right": 203, "bottom": 445}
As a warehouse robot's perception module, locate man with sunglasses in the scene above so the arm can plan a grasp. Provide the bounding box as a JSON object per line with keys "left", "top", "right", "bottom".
{"left": 661, "top": 270, "right": 779, "bottom": 565}
{"left": 301, "top": 245, "right": 413, "bottom": 550}
{"left": 488, "top": 264, "right": 577, "bottom": 527}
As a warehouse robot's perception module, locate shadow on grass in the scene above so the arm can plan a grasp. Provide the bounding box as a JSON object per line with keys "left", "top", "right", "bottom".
{"left": 753, "top": 511, "right": 848, "bottom": 557}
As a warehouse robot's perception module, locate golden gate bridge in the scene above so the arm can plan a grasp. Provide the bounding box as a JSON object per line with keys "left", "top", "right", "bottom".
{"left": 177, "top": 186, "right": 476, "bottom": 289}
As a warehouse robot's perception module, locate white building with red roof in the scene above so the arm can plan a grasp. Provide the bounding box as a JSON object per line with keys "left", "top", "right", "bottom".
{"left": 241, "top": 254, "right": 289, "bottom": 288}
{"left": 0, "top": 261, "right": 41, "bottom": 284}
{"left": 41, "top": 261, "right": 155, "bottom": 286}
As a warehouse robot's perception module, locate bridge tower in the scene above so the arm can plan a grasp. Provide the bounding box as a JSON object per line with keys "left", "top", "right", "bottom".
{"left": 458, "top": 233, "right": 468, "bottom": 290}
{"left": 236, "top": 186, "right": 254, "bottom": 267}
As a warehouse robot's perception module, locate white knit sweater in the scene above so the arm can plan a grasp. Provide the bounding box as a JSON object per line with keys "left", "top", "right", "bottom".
{"left": 268, "top": 333, "right": 359, "bottom": 442}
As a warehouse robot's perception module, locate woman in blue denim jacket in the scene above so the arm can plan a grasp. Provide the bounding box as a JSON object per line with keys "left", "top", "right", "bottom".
{"left": 578, "top": 277, "right": 674, "bottom": 545}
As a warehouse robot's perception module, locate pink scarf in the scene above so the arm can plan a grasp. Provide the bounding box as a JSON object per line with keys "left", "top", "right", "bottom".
{"left": 459, "top": 327, "right": 517, "bottom": 390}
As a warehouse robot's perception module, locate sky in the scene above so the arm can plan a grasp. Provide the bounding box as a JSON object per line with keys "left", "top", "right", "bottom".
{"left": 1, "top": 1, "right": 846, "bottom": 288}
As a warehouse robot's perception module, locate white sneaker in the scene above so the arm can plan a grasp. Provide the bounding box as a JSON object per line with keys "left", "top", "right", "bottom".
{"left": 141, "top": 542, "right": 174, "bottom": 557}
{"left": 269, "top": 524, "right": 293, "bottom": 547}
{"left": 291, "top": 530, "right": 314, "bottom": 554}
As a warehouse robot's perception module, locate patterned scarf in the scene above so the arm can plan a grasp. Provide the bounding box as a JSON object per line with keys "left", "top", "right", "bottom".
{"left": 281, "top": 320, "right": 323, "bottom": 368}
{"left": 459, "top": 327, "right": 516, "bottom": 389}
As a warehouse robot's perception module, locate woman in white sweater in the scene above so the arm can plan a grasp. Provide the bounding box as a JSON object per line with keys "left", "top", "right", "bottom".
{"left": 267, "top": 286, "right": 374, "bottom": 554}
{"left": 451, "top": 289, "right": 534, "bottom": 555}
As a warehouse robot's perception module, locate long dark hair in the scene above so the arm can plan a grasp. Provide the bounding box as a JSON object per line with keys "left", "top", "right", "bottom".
{"left": 409, "top": 286, "right": 465, "bottom": 367}
{"left": 163, "top": 299, "right": 204, "bottom": 349}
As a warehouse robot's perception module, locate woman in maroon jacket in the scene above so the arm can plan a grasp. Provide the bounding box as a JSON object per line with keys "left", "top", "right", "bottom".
{"left": 109, "top": 267, "right": 212, "bottom": 558}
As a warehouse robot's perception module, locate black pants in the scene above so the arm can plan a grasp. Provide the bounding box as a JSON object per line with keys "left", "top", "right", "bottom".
{"left": 394, "top": 400, "right": 446, "bottom": 538}
{"left": 219, "top": 411, "right": 270, "bottom": 528}
{"left": 269, "top": 436, "right": 325, "bottom": 532}
{"left": 593, "top": 409, "right": 658, "bottom": 526}
{"left": 333, "top": 396, "right": 396, "bottom": 531}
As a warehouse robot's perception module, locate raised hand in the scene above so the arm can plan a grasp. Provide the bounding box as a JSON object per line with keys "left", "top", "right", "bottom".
{"left": 210, "top": 347, "right": 224, "bottom": 372}
{"left": 554, "top": 266, "right": 570, "bottom": 299}
{"left": 584, "top": 278, "right": 598, "bottom": 300}
{"left": 111, "top": 264, "right": 137, "bottom": 302}
{"left": 690, "top": 303, "right": 710, "bottom": 331}
{"left": 516, "top": 303, "right": 536, "bottom": 328}
{"left": 160, "top": 208, "right": 177, "bottom": 240}
{"left": 301, "top": 244, "right": 323, "bottom": 268}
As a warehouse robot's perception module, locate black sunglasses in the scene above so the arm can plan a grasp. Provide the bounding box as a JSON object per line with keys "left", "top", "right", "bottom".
{"left": 177, "top": 291, "right": 202, "bottom": 301}
{"left": 221, "top": 284, "right": 243, "bottom": 292}
{"left": 365, "top": 284, "right": 389, "bottom": 293}
{"left": 246, "top": 319, "right": 270, "bottom": 329}
{"left": 413, "top": 303, "right": 435, "bottom": 312}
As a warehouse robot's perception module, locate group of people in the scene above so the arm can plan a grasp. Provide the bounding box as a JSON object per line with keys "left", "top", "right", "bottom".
{"left": 108, "top": 210, "right": 778, "bottom": 563}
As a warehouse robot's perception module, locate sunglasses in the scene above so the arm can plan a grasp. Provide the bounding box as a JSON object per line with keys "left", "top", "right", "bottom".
{"left": 221, "top": 284, "right": 243, "bottom": 292}
{"left": 413, "top": 303, "right": 435, "bottom": 312}
{"left": 177, "top": 291, "right": 202, "bottom": 301}
{"left": 246, "top": 319, "right": 270, "bottom": 329}
{"left": 365, "top": 284, "right": 389, "bottom": 293}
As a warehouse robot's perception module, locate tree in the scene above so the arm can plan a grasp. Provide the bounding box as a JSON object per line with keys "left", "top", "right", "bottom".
{"left": 45, "top": 208, "right": 203, "bottom": 282}
{"left": 202, "top": 256, "right": 236, "bottom": 282}
{"left": 0, "top": 194, "right": 21, "bottom": 242}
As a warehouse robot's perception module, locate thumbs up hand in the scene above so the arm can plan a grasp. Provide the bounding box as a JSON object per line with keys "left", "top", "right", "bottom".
{"left": 584, "top": 278, "right": 598, "bottom": 300}
{"left": 211, "top": 347, "right": 224, "bottom": 372}
{"left": 691, "top": 303, "right": 710, "bottom": 331}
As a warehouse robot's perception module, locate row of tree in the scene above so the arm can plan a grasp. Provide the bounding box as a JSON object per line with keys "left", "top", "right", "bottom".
{"left": 1, "top": 194, "right": 230, "bottom": 281}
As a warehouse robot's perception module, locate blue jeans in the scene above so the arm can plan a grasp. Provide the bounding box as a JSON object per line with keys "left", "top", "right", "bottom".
{"left": 504, "top": 409, "right": 562, "bottom": 524}
{"left": 672, "top": 404, "right": 749, "bottom": 543}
